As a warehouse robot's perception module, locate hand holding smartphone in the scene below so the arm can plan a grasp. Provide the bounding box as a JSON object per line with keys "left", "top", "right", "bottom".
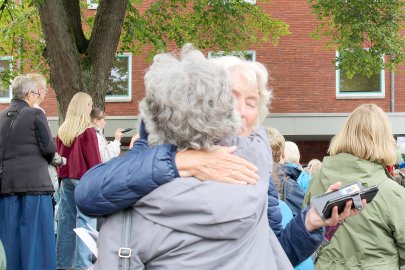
{"left": 311, "top": 181, "right": 378, "bottom": 219}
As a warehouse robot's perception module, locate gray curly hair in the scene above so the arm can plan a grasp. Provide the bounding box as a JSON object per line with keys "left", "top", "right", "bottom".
{"left": 140, "top": 45, "right": 241, "bottom": 150}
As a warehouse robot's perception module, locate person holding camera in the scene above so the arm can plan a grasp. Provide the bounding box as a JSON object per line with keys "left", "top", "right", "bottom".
{"left": 90, "top": 107, "right": 124, "bottom": 163}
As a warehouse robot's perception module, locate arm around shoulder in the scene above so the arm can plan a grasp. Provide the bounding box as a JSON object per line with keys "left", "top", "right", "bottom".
{"left": 75, "top": 142, "right": 179, "bottom": 216}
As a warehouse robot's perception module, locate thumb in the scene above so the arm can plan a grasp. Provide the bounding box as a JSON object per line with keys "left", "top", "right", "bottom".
{"left": 326, "top": 181, "right": 342, "bottom": 193}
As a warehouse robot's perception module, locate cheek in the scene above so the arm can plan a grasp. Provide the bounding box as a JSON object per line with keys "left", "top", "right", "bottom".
{"left": 245, "top": 108, "right": 258, "bottom": 131}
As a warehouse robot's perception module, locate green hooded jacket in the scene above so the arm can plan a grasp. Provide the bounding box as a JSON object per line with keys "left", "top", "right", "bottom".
{"left": 303, "top": 153, "right": 405, "bottom": 270}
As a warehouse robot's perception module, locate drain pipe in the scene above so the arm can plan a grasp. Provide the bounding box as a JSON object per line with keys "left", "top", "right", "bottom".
{"left": 391, "top": 58, "right": 395, "bottom": 112}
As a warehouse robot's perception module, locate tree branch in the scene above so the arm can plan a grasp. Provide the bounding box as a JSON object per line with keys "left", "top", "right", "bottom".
{"left": 0, "top": 0, "right": 8, "bottom": 12}
{"left": 62, "top": 0, "right": 88, "bottom": 53}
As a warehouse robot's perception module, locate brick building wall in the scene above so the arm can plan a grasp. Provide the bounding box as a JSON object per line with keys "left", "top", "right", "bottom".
{"left": 2, "top": 0, "right": 404, "bottom": 162}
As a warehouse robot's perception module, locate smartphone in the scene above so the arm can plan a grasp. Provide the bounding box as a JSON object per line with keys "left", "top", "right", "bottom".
{"left": 311, "top": 182, "right": 378, "bottom": 219}
{"left": 321, "top": 186, "right": 378, "bottom": 219}
{"left": 121, "top": 128, "right": 134, "bottom": 133}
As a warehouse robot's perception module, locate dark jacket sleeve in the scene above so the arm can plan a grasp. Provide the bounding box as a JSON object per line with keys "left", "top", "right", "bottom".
{"left": 277, "top": 207, "right": 324, "bottom": 266}
{"left": 34, "top": 110, "right": 56, "bottom": 164}
{"left": 75, "top": 139, "right": 179, "bottom": 217}
{"left": 268, "top": 175, "right": 324, "bottom": 266}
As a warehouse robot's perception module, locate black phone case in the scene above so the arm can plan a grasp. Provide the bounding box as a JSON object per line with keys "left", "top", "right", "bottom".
{"left": 122, "top": 128, "right": 133, "bottom": 133}
{"left": 321, "top": 186, "right": 378, "bottom": 219}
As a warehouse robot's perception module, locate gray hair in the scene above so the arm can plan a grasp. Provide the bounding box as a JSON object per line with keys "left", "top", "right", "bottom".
{"left": 140, "top": 45, "right": 241, "bottom": 150}
{"left": 210, "top": 56, "right": 272, "bottom": 127}
{"left": 12, "top": 75, "right": 38, "bottom": 100}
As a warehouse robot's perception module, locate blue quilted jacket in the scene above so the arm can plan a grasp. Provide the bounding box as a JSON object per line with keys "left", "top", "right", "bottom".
{"left": 76, "top": 138, "right": 323, "bottom": 267}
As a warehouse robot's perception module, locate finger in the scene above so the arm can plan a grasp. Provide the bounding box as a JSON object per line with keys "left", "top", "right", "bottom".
{"left": 226, "top": 154, "right": 258, "bottom": 172}
{"left": 228, "top": 170, "right": 258, "bottom": 185}
{"left": 221, "top": 177, "right": 248, "bottom": 185}
{"left": 325, "top": 181, "right": 342, "bottom": 193}
{"left": 326, "top": 206, "right": 340, "bottom": 226}
{"left": 341, "top": 200, "right": 352, "bottom": 218}
{"left": 361, "top": 198, "right": 367, "bottom": 208}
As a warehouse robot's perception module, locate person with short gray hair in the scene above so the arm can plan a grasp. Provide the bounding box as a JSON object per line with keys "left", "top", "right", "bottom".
{"left": 11, "top": 75, "right": 38, "bottom": 100}
{"left": 0, "top": 75, "right": 56, "bottom": 270}
{"left": 93, "top": 45, "right": 292, "bottom": 270}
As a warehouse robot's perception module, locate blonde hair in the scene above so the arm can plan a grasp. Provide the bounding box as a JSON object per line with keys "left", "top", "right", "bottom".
{"left": 305, "top": 159, "right": 322, "bottom": 176}
{"left": 26, "top": 73, "right": 47, "bottom": 90}
{"left": 268, "top": 127, "right": 285, "bottom": 163}
{"left": 284, "top": 141, "right": 300, "bottom": 165}
{"left": 58, "top": 92, "right": 93, "bottom": 146}
{"left": 329, "top": 104, "right": 397, "bottom": 165}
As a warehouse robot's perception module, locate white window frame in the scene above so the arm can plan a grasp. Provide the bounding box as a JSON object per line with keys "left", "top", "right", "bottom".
{"left": 87, "top": 0, "right": 98, "bottom": 10}
{"left": 0, "top": 56, "right": 13, "bottom": 104}
{"left": 106, "top": 53, "right": 132, "bottom": 103}
{"left": 244, "top": 0, "right": 256, "bottom": 4}
{"left": 208, "top": 50, "right": 256, "bottom": 61}
{"left": 335, "top": 51, "right": 385, "bottom": 99}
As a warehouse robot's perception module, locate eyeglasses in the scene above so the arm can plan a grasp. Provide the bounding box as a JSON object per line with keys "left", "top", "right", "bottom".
{"left": 30, "top": 91, "right": 41, "bottom": 97}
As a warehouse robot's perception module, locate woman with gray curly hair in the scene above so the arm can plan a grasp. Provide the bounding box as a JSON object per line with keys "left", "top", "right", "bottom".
{"left": 140, "top": 46, "right": 241, "bottom": 150}
{"left": 93, "top": 45, "right": 292, "bottom": 270}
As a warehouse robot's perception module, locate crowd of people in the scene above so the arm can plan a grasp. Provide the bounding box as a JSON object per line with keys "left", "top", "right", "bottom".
{"left": 0, "top": 44, "right": 405, "bottom": 270}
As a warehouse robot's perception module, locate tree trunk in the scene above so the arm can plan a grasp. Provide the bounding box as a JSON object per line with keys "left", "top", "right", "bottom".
{"left": 37, "top": 0, "right": 128, "bottom": 122}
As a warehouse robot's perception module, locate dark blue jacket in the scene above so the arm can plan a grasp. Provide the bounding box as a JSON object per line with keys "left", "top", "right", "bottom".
{"left": 76, "top": 140, "right": 323, "bottom": 267}
{"left": 267, "top": 176, "right": 323, "bottom": 266}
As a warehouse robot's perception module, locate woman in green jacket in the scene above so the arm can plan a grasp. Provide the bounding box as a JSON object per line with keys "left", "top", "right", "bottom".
{"left": 304, "top": 104, "right": 405, "bottom": 270}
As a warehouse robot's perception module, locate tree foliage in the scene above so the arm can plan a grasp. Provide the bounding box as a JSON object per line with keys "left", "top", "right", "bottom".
{"left": 309, "top": 0, "right": 405, "bottom": 78}
{"left": 0, "top": 0, "right": 289, "bottom": 118}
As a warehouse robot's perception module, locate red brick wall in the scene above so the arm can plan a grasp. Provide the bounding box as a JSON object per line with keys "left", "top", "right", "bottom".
{"left": 2, "top": 0, "right": 404, "bottom": 117}
{"left": 296, "top": 141, "right": 330, "bottom": 164}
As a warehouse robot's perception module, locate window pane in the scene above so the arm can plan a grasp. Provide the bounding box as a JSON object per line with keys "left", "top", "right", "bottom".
{"left": 209, "top": 51, "right": 256, "bottom": 61}
{"left": 0, "top": 59, "right": 11, "bottom": 98}
{"left": 106, "top": 55, "right": 129, "bottom": 97}
{"left": 340, "top": 70, "right": 380, "bottom": 93}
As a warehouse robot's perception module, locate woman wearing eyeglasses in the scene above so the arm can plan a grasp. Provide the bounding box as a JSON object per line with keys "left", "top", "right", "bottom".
{"left": 0, "top": 75, "right": 56, "bottom": 270}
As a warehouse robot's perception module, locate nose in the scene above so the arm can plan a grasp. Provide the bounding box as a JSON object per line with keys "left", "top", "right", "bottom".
{"left": 237, "top": 99, "right": 247, "bottom": 120}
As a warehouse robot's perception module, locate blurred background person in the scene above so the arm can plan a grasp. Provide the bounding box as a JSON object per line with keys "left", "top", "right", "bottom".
{"left": 304, "top": 159, "right": 322, "bottom": 178}
{"left": 304, "top": 104, "right": 405, "bottom": 269}
{"left": 56, "top": 92, "right": 101, "bottom": 270}
{"left": 268, "top": 127, "right": 314, "bottom": 270}
{"left": 90, "top": 107, "right": 123, "bottom": 163}
{"left": 0, "top": 76, "right": 56, "bottom": 270}
{"left": 284, "top": 141, "right": 312, "bottom": 192}
{"left": 26, "top": 73, "right": 66, "bottom": 238}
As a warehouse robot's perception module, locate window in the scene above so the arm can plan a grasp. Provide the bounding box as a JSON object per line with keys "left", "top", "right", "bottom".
{"left": 336, "top": 51, "right": 385, "bottom": 99}
{"left": 87, "top": 0, "right": 98, "bottom": 10}
{"left": 208, "top": 50, "right": 256, "bottom": 61}
{"left": 106, "top": 53, "right": 132, "bottom": 102}
{"left": 0, "top": 57, "right": 12, "bottom": 103}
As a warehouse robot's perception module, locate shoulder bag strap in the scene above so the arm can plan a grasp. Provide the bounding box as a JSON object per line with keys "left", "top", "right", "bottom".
{"left": 0, "top": 107, "right": 25, "bottom": 189}
{"left": 118, "top": 208, "right": 133, "bottom": 270}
